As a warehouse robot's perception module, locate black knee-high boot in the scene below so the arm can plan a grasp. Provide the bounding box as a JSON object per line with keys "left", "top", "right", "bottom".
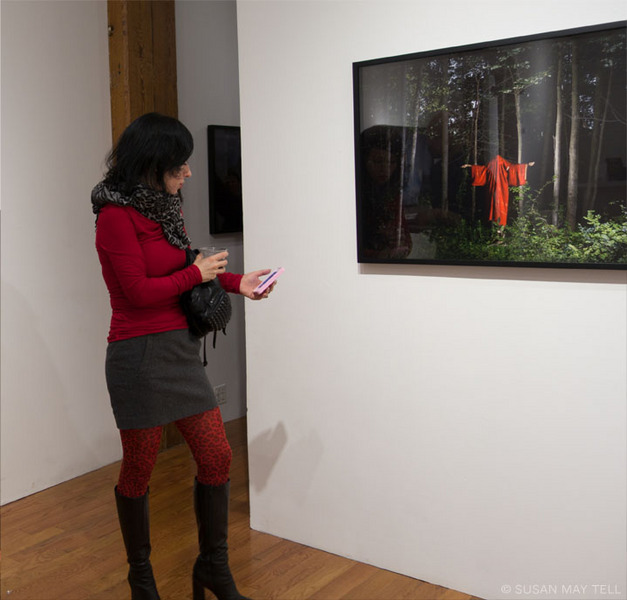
{"left": 115, "top": 487, "right": 161, "bottom": 600}
{"left": 192, "top": 479, "right": 251, "bottom": 600}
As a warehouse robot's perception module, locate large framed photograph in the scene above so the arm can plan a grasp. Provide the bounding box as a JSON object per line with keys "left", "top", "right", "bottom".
{"left": 353, "top": 22, "right": 627, "bottom": 269}
{"left": 208, "top": 125, "right": 243, "bottom": 234}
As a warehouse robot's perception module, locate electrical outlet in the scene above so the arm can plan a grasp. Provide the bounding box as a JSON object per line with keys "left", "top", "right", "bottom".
{"left": 214, "top": 384, "right": 227, "bottom": 405}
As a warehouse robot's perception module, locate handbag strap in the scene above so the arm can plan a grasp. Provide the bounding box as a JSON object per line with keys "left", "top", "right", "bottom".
{"left": 201, "top": 331, "right": 223, "bottom": 367}
{"left": 188, "top": 246, "right": 221, "bottom": 366}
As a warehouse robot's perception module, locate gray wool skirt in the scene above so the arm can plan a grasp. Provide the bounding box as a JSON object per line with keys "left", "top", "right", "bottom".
{"left": 105, "top": 329, "right": 217, "bottom": 430}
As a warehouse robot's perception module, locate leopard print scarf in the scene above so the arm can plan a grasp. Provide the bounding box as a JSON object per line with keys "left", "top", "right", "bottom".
{"left": 91, "top": 181, "right": 190, "bottom": 250}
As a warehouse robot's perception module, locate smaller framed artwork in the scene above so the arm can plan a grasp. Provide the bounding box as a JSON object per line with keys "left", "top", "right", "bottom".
{"left": 207, "top": 125, "right": 243, "bottom": 234}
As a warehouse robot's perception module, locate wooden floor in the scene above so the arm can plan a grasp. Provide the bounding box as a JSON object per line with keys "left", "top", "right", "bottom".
{"left": 1, "top": 418, "right": 482, "bottom": 600}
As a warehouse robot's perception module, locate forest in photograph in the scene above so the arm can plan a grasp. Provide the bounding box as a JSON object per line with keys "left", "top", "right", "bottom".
{"left": 355, "top": 23, "right": 627, "bottom": 267}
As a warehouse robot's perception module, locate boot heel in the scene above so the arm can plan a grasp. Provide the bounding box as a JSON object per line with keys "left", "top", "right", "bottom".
{"left": 192, "top": 576, "right": 205, "bottom": 600}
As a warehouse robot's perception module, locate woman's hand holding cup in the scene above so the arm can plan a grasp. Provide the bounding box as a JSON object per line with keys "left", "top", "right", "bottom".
{"left": 194, "top": 247, "right": 228, "bottom": 282}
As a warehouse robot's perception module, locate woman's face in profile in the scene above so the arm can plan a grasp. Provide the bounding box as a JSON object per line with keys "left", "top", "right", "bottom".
{"left": 163, "top": 162, "right": 192, "bottom": 195}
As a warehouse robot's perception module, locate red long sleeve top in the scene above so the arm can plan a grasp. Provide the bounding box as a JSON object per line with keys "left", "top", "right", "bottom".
{"left": 96, "top": 204, "right": 242, "bottom": 342}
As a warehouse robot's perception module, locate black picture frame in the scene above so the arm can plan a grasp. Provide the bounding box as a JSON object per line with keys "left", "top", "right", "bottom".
{"left": 208, "top": 125, "right": 243, "bottom": 234}
{"left": 353, "top": 22, "right": 627, "bottom": 269}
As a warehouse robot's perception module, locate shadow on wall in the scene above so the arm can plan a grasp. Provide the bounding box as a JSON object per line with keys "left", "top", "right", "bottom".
{"left": 248, "top": 422, "right": 325, "bottom": 502}
{"left": 248, "top": 422, "right": 288, "bottom": 492}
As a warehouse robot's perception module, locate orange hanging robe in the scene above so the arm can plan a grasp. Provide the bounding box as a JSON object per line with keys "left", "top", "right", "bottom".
{"left": 470, "top": 155, "right": 528, "bottom": 226}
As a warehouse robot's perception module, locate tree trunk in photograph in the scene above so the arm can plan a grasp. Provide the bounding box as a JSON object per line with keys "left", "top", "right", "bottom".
{"left": 514, "top": 87, "right": 524, "bottom": 217}
{"left": 471, "top": 77, "right": 480, "bottom": 220}
{"left": 566, "top": 41, "right": 580, "bottom": 230}
{"left": 441, "top": 107, "right": 449, "bottom": 213}
{"left": 552, "top": 51, "right": 563, "bottom": 227}
{"left": 584, "top": 63, "right": 613, "bottom": 214}
{"left": 515, "top": 90, "right": 522, "bottom": 164}
{"left": 499, "top": 92, "right": 505, "bottom": 156}
{"left": 540, "top": 82, "right": 554, "bottom": 198}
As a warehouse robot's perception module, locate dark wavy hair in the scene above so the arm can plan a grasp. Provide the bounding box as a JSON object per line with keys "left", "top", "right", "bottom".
{"left": 104, "top": 113, "right": 193, "bottom": 194}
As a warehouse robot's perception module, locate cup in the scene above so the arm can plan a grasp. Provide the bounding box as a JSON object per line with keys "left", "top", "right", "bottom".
{"left": 199, "top": 246, "right": 227, "bottom": 258}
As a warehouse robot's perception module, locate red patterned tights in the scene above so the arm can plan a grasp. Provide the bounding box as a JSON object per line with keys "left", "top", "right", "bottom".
{"left": 117, "top": 408, "right": 232, "bottom": 498}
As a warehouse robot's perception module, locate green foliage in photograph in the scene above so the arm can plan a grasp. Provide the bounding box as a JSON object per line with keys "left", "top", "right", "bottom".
{"left": 429, "top": 186, "right": 627, "bottom": 265}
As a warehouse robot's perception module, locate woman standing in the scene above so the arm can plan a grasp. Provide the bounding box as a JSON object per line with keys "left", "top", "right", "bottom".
{"left": 92, "top": 113, "right": 271, "bottom": 600}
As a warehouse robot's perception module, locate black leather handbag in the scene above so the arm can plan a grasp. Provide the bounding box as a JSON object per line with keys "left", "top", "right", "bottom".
{"left": 180, "top": 248, "right": 232, "bottom": 359}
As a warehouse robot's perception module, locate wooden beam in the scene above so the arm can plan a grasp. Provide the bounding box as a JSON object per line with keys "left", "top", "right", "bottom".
{"left": 107, "top": 0, "right": 131, "bottom": 144}
{"left": 151, "top": 0, "right": 178, "bottom": 118}
{"left": 107, "top": 0, "right": 178, "bottom": 144}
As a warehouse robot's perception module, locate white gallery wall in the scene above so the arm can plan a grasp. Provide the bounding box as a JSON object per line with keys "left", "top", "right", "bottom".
{"left": 1, "top": 0, "right": 119, "bottom": 504}
{"left": 237, "top": 2, "right": 627, "bottom": 599}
